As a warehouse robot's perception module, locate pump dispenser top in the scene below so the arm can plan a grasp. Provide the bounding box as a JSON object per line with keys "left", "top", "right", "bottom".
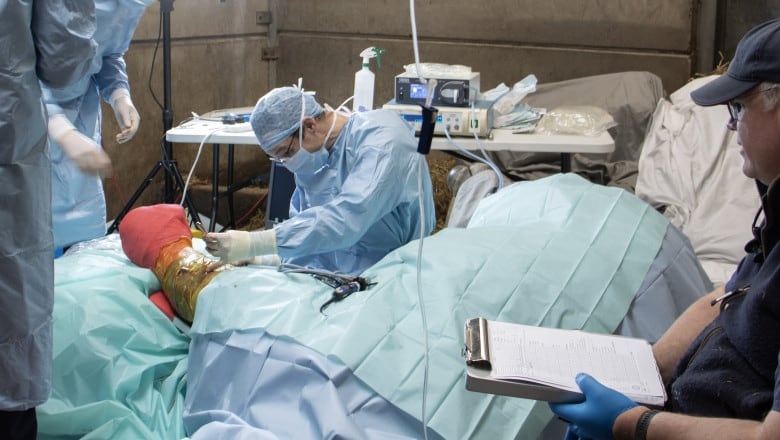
{"left": 353, "top": 46, "right": 384, "bottom": 112}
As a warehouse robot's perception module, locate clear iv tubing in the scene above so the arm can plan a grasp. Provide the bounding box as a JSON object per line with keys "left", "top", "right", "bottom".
{"left": 415, "top": 156, "right": 430, "bottom": 440}
{"left": 180, "top": 125, "right": 225, "bottom": 208}
{"left": 410, "top": 1, "right": 431, "bottom": 439}
{"left": 468, "top": 87, "right": 504, "bottom": 189}
{"left": 410, "top": 0, "right": 436, "bottom": 108}
{"left": 443, "top": 124, "right": 505, "bottom": 191}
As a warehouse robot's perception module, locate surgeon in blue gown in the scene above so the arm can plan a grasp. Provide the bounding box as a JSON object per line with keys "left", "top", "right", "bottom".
{"left": 0, "top": 1, "right": 96, "bottom": 438}
{"left": 205, "top": 85, "right": 436, "bottom": 275}
{"left": 41, "top": 0, "right": 155, "bottom": 253}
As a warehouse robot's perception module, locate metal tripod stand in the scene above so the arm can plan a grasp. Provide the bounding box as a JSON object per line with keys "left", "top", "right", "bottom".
{"left": 107, "top": 0, "right": 202, "bottom": 233}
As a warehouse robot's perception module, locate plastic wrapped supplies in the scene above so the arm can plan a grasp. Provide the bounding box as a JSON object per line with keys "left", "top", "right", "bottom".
{"left": 535, "top": 105, "right": 617, "bottom": 136}
{"left": 484, "top": 74, "right": 543, "bottom": 130}
{"left": 493, "top": 104, "right": 543, "bottom": 131}
{"left": 492, "top": 74, "right": 538, "bottom": 115}
{"left": 402, "top": 63, "right": 472, "bottom": 78}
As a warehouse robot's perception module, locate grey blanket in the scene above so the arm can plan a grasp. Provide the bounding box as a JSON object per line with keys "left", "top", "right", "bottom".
{"left": 489, "top": 71, "right": 665, "bottom": 192}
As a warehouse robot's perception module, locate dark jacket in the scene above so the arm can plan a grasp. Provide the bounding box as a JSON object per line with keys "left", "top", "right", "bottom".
{"left": 667, "top": 180, "right": 780, "bottom": 420}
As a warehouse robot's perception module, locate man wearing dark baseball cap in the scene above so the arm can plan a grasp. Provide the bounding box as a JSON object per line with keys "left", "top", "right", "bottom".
{"left": 548, "top": 19, "right": 780, "bottom": 440}
{"left": 691, "top": 18, "right": 780, "bottom": 106}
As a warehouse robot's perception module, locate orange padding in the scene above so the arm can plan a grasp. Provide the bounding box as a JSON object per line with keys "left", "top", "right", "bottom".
{"left": 149, "top": 291, "right": 175, "bottom": 320}
{"left": 118, "top": 204, "right": 193, "bottom": 269}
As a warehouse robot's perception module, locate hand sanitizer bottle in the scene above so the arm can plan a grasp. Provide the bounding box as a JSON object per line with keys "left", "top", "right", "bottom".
{"left": 353, "top": 47, "right": 384, "bottom": 112}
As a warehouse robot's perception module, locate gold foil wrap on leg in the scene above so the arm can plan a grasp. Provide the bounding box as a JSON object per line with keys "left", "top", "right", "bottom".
{"left": 152, "top": 237, "right": 228, "bottom": 323}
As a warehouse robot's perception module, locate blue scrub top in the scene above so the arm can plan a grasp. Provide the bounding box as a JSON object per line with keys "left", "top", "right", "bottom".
{"left": 276, "top": 109, "right": 436, "bottom": 275}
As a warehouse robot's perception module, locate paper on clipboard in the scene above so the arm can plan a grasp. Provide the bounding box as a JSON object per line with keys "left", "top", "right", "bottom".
{"left": 463, "top": 318, "right": 666, "bottom": 406}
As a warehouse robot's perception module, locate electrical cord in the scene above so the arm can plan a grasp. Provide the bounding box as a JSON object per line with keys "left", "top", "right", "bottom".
{"left": 234, "top": 192, "right": 267, "bottom": 228}
{"left": 174, "top": 118, "right": 268, "bottom": 229}
{"left": 473, "top": 131, "right": 504, "bottom": 190}
{"left": 468, "top": 86, "right": 504, "bottom": 190}
{"left": 147, "top": 12, "right": 164, "bottom": 111}
{"left": 185, "top": 112, "right": 231, "bottom": 123}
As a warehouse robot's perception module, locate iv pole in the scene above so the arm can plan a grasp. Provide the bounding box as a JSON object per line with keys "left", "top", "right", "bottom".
{"left": 107, "top": 0, "right": 202, "bottom": 233}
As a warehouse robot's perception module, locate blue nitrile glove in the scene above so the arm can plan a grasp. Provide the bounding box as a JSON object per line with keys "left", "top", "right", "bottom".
{"left": 549, "top": 373, "right": 638, "bottom": 440}
{"left": 563, "top": 424, "right": 590, "bottom": 440}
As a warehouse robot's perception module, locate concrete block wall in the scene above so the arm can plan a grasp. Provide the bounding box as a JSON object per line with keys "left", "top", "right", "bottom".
{"left": 276, "top": 0, "right": 699, "bottom": 107}
{"left": 108, "top": 0, "right": 780, "bottom": 222}
{"left": 109, "top": 0, "right": 702, "bottom": 220}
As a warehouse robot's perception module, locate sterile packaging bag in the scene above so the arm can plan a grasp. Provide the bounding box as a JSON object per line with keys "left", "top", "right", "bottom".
{"left": 402, "top": 63, "right": 472, "bottom": 78}
{"left": 535, "top": 105, "right": 616, "bottom": 136}
{"left": 479, "top": 82, "right": 510, "bottom": 102}
{"left": 492, "top": 74, "right": 538, "bottom": 115}
{"left": 493, "top": 104, "right": 543, "bottom": 130}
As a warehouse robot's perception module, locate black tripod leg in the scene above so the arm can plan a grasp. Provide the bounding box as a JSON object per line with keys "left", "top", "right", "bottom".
{"left": 107, "top": 159, "right": 202, "bottom": 234}
{"left": 226, "top": 144, "right": 236, "bottom": 229}
{"left": 209, "top": 144, "right": 220, "bottom": 232}
{"left": 108, "top": 0, "right": 206, "bottom": 236}
{"left": 107, "top": 161, "right": 163, "bottom": 233}
{"left": 560, "top": 153, "right": 572, "bottom": 173}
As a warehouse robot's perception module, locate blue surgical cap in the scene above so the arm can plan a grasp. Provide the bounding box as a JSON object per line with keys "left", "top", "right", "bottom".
{"left": 250, "top": 86, "right": 324, "bottom": 152}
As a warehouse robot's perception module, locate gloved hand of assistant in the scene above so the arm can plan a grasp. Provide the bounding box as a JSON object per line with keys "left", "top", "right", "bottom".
{"left": 49, "top": 114, "right": 113, "bottom": 177}
{"left": 548, "top": 373, "right": 638, "bottom": 440}
{"left": 109, "top": 88, "right": 140, "bottom": 143}
{"left": 204, "top": 229, "right": 277, "bottom": 263}
{"left": 250, "top": 254, "right": 282, "bottom": 267}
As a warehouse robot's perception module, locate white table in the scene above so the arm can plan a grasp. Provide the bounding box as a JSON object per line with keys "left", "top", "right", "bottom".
{"left": 165, "top": 120, "right": 257, "bottom": 145}
{"left": 430, "top": 129, "right": 614, "bottom": 173}
{"left": 166, "top": 118, "right": 615, "bottom": 229}
{"left": 433, "top": 129, "right": 614, "bottom": 152}
{"left": 166, "top": 120, "right": 260, "bottom": 231}
{"left": 167, "top": 119, "right": 614, "bottom": 153}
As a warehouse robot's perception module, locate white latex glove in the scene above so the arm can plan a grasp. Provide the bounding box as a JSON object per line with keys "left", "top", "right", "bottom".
{"left": 250, "top": 254, "right": 282, "bottom": 267}
{"left": 204, "top": 229, "right": 277, "bottom": 263}
{"left": 109, "top": 88, "right": 140, "bottom": 143}
{"left": 49, "top": 114, "right": 113, "bottom": 177}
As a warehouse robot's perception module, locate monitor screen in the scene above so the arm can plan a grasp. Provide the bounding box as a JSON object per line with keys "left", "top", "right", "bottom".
{"left": 410, "top": 83, "right": 427, "bottom": 99}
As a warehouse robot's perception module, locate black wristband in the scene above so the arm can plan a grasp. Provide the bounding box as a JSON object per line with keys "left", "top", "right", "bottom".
{"left": 634, "top": 409, "right": 660, "bottom": 440}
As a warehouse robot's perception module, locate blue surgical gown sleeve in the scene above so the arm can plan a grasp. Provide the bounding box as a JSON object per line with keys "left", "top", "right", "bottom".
{"left": 276, "top": 122, "right": 432, "bottom": 260}
{"left": 95, "top": 53, "right": 130, "bottom": 102}
{"left": 283, "top": 150, "right": 403, "bottom": 255}
{"left": 94, "top": 9, "right": 144, "bottom": 100}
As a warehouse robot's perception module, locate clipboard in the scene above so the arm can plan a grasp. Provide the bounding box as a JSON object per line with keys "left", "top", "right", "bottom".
{"left": 462, "top": 317, "right": 666, "bottom": 405}
{"left": 463, "top": 317, "right": 583, "bottom": 402}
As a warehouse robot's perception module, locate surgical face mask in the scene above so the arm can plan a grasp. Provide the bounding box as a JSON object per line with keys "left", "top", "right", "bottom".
{"left": 284, "top": 108, "right": 339, "bottom": 175}
{"left": 282, "top": 92, "right": 340, "bottom": 175}
{"left": 282, "top": 146, "right": 328, "bottom": 175}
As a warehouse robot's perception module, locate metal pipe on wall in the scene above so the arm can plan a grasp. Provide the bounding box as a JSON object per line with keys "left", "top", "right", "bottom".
{"left": 696, "top": 0, "right": 718, "bottom": 73}
{"left": 268, "top": 0, "right": 278, "bottom": 89}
